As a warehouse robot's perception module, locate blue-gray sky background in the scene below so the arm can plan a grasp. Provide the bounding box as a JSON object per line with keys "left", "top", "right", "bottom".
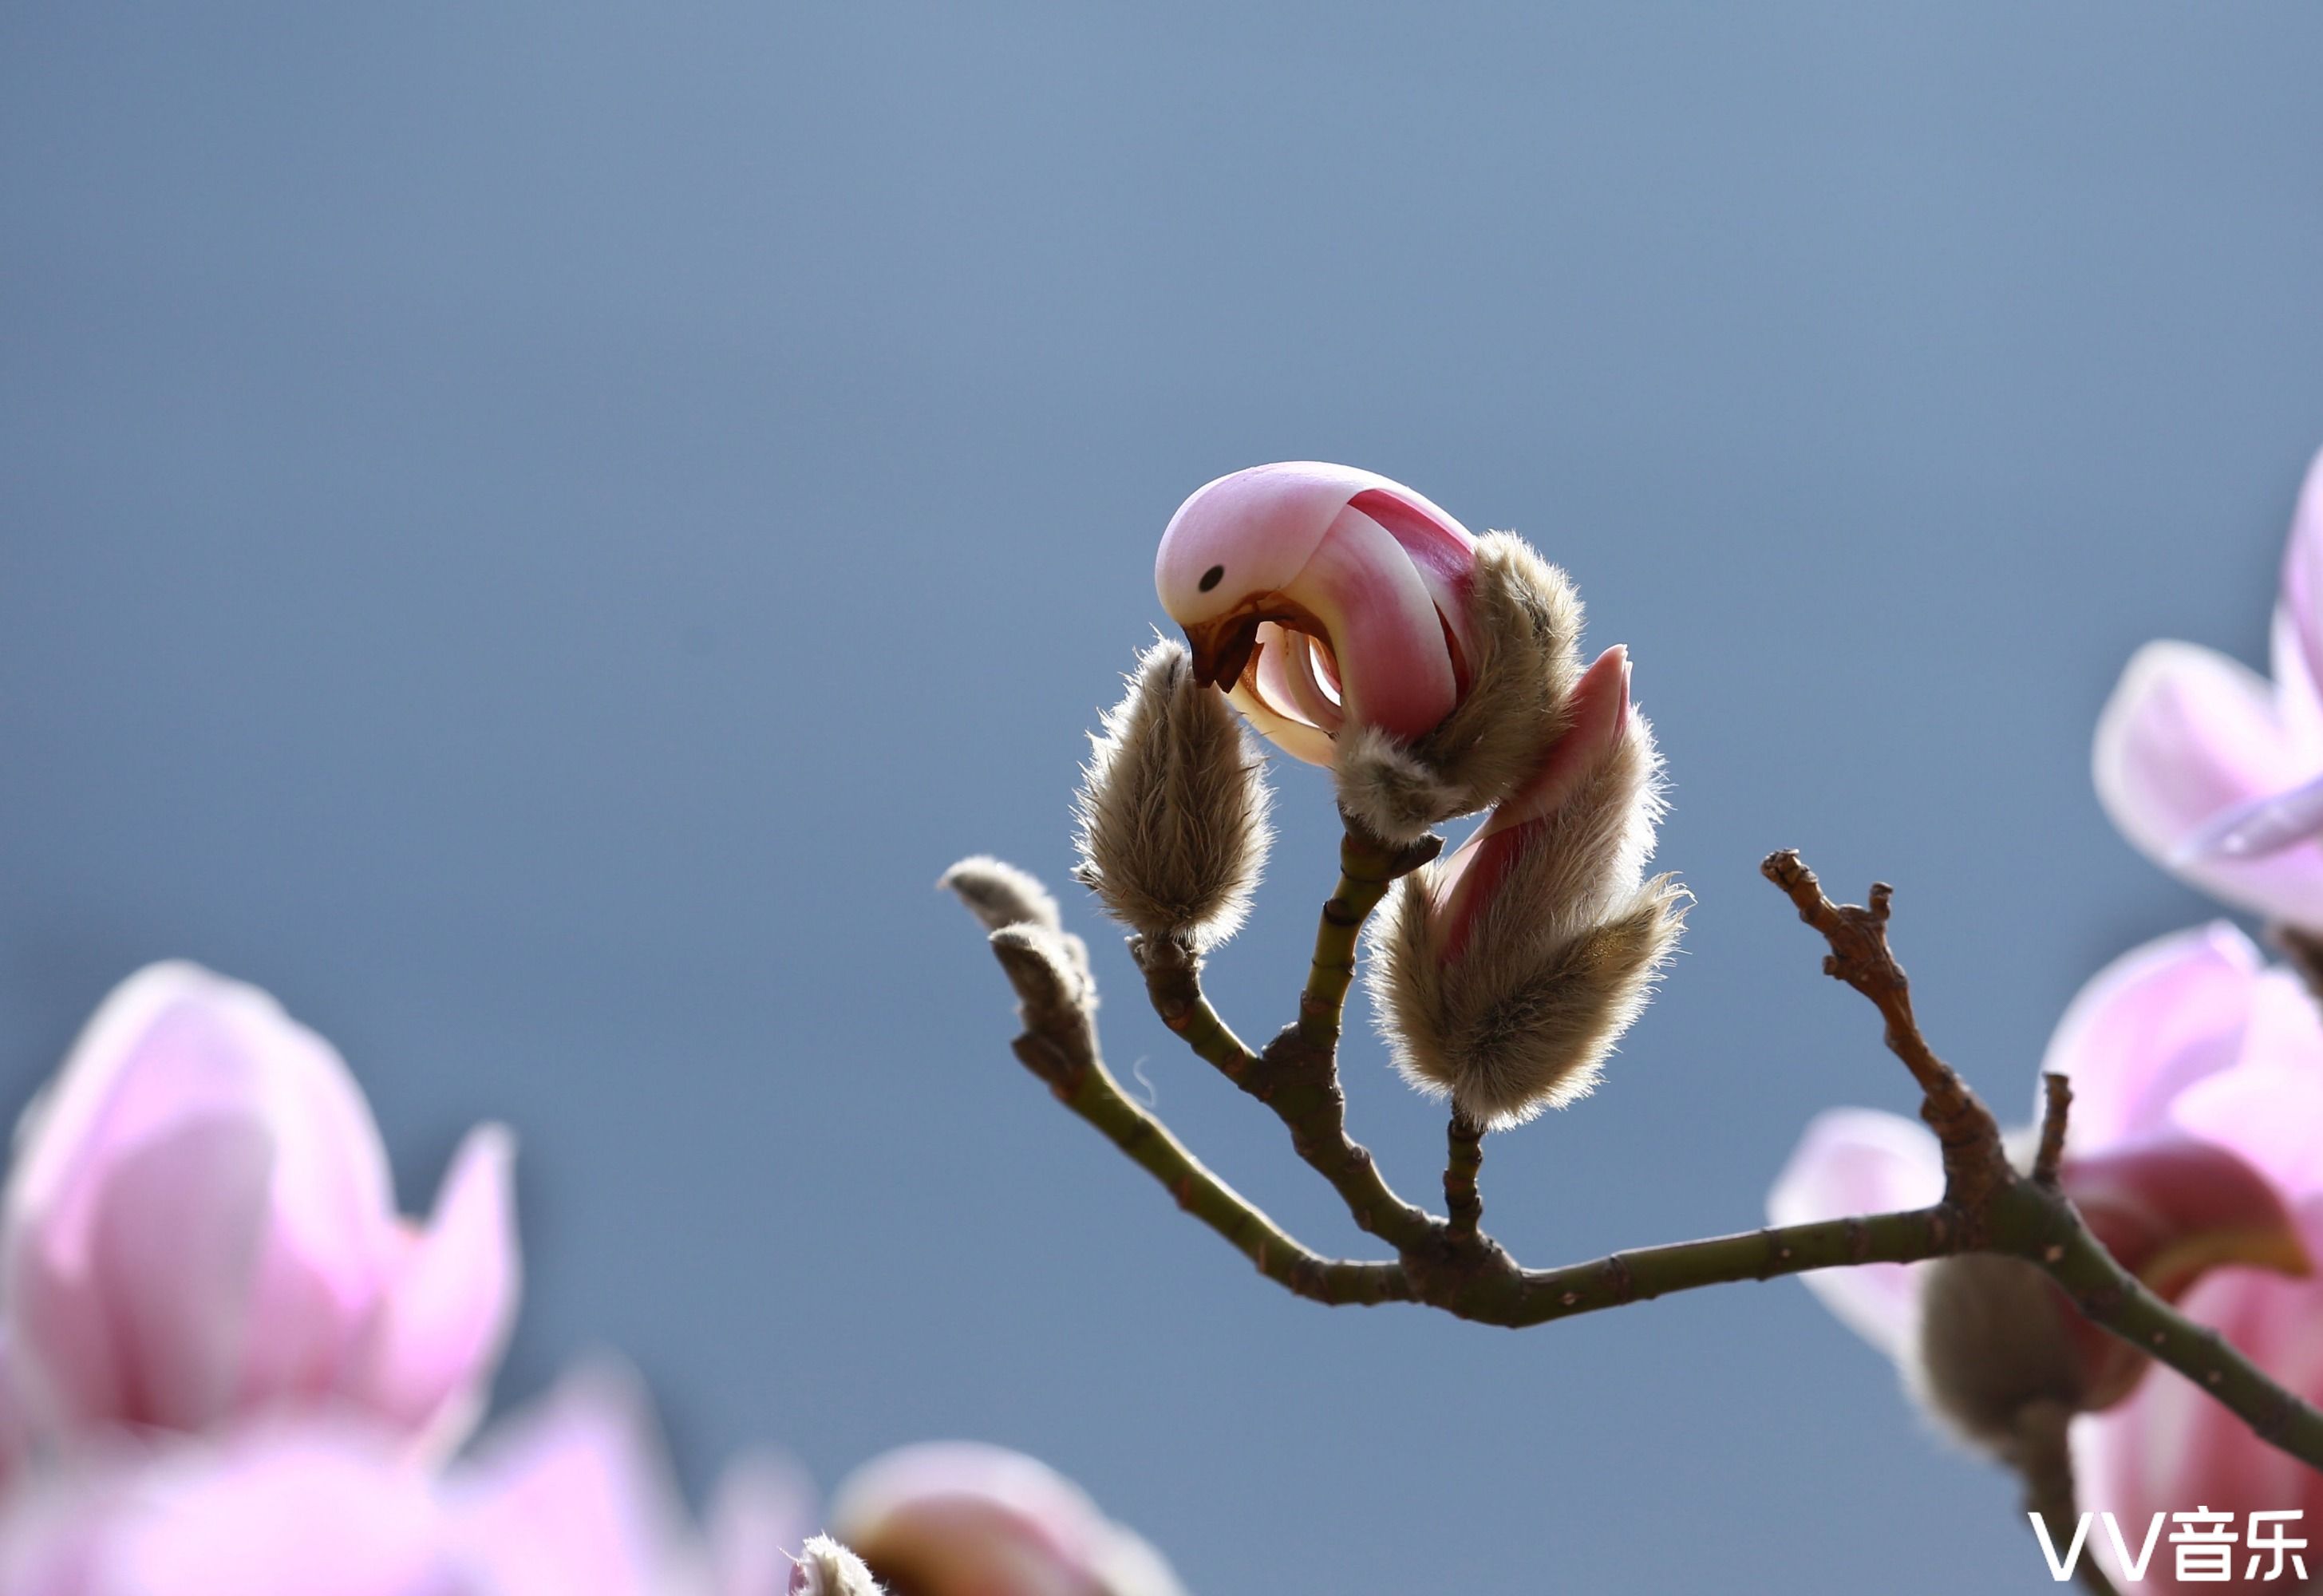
{"left": 6, "top": 6, "right": 2322, "bottom": 1591}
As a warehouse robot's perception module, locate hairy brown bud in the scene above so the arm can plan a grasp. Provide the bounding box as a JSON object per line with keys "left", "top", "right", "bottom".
{"left": 1369, "top": 668, "right": 1685, "bottom": 1128}
{"left": 1335, "top": 532, "right": 1585, "bottom": 843}
{"left": 1074, "top": 639, "right": 1272, "bottom": 947}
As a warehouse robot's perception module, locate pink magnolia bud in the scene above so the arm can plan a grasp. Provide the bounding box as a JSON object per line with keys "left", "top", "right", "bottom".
{"left": 1370, "top": 646, "right": 1685, "bottom": 1128}
{"left": 0, "top": 962, "right": 519, "bottom": 1455}
{"left": 829, "top": 1442, "right": 1185, "bottom": 1596}
{"left": 1156, "top": 462, "right": 1586, "bottom": 840}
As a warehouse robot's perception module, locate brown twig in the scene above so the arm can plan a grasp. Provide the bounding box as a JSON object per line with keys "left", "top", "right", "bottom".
{"left": 2033, "top": 1073, "right": 2072, "bottom": 1190}
{"left": 952, "top": 844, "right": 2323, "bottom": 1476}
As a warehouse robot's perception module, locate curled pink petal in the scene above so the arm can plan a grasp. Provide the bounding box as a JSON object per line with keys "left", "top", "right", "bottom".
{"left": 1765, "top": 1109, "right": 1944, "bottom": 1361}
{"left": 832, "top": 1441, "right": 1186, "bottom": 1596}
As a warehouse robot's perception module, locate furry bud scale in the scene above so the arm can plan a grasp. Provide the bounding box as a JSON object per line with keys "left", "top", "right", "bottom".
{"left": 1074, "top": 638, "right": 1272, "bottom": 948}
{"left": 1336, "top": 532, "right": 1586, "bottom": 843}
{"left": 790, "top": 1535, "right": 885, "bottom": 1596}
{"left": 1368, "top": 666, "right": 1684, "bottom": 1128}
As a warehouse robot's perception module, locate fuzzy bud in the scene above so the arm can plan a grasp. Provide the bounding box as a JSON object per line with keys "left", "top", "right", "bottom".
{"left": 939, "top": 855, "right": 1064, "bottom": 934}
{"left": 1335, "top": 531, "right": 1585, "bottom": 842}
{"left": 1074, "top": 638, "right": 1272, "bottom": 948}
{"left": 942, "top": 856, "right": 1091, "bottom": 988}
{"left": 1369, "top": 646, "right": 1685, "bottom": 1128}
{"left": 790, "top": 1534, "right": 885, "bottom": 1596}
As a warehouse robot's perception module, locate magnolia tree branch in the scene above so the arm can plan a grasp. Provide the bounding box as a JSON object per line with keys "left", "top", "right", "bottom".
{"left": 952, "top": 841, "right": 2323, "bottom": 1476}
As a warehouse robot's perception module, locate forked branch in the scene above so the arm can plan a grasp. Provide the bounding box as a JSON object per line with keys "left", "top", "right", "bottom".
{"left": 953, "top": 842, "right": 2323, "bottom": 1474}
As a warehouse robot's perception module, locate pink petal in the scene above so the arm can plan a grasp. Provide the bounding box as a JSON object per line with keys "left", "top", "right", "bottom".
{"left": 0, "top": 1330, "right": 31, "bottom": 1499}
{"left": 347, "top": 1126, "right": 519, "bottom": 1448}
{"left": 832, "top": 1441, "right": 1185, "bottom": 1596}
{"left": 2037, "top": 922, "right": 2266, "bottom": 1153}
{"left": 2270, "top": 603, "right": 2323, "bottom": 757}
{"left": 116, "top": 1427, "right": 468, "bottom": 1596}
{"left": 3, "top": 1116, "right": 285, "bottom": 1440}
{"left": 1154, "top": 462, "right": 1474, "bottom": 635}
{"left": 2173, "top": 769, "right": 2323, "bottom": 863}
{"left": 1295, "top": 504, "right": 1461, "bottom": 741}
{"left": 448, "top": 1362, "right": 697, "bottom": 1596}
{"left": 2167, "top": 968, "right": 2323, "bottom": 1198}
{"left": 1, "top": 964, "right": 417, "bottom": 1441}
{"left": 1428, "top": 647, "right": 1635, "bottom": 954}
{"left": 1765, "top": 1109, "right": 1945, "bottom": 1362}
{"left": 2278, "top": 445, "right": 2323, "bottom": 722}
{"left": 2095, "top": 642, "right": 2323, "bottom": 926}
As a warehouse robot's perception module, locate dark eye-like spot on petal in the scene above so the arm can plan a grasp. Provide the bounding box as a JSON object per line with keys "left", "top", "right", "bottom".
{"left": 1199, "top": 564, "right": 1225, "bottom": 593}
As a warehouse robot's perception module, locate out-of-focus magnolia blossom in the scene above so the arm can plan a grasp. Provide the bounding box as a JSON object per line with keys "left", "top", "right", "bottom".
{"left": 0, "top": 962, "right": 520, "bottom": 1458}
{"left": 1771, "top": 924, "right": 2323, "bottom": 1590}
{"left": 2096, "top": 447, "right": 2323, "bottom": 928}
{"left": 831, "top": 1442, "right": 1186, "bottom": 1596}
{"left": 0, "top": 962, "right": 1191, "bottom": 1595}
{"left": 1156, "top": 461, "right": 1588, "bottom": 842}
{"left": 0, "top": 1366, "right": 817, "bottom": 1596}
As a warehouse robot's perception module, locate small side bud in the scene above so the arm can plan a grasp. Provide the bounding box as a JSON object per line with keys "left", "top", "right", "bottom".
{"left": 1074, "top": 639, "right": 1272, "bottom": 947}
{"left": 1911, "top": 1253, "right": 2092, "bottom": 1456}
{"left": 988, "top": 922, "right": 1096, "bottom": 1029}
{"left": 941, "top": 856, "right": 1090, "bottom": 984}
{"left": 1369, "top": 647, "right": 1685, "bottom": 1128}
{"left": 1913, "top": 1138, "right": 2309, "bottom": 1458}
{"left": 791, "top": 1534, "right": 885, "bottom": 1596}
{"left": 1335, "top": 532, "right": 1585, "bottom": 842}
{"left": 939, "top": 855, "right": 1064, "bottom": 934}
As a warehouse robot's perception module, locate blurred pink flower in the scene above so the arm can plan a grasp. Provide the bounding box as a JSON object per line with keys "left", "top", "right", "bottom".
{"left": 449, "top": 1362, "right": 815, "bottom": 1596}
{"left": 831, "top": 1441, "right": 1184, "bottom": 1596}
{"left": 2096, "top": 448, "right": 2323, "bottom": 926}
{"left": 1, "top": 962, "right": 519, "bottom": 1457}
{"left": 0, "top": 1365, "right": 819, "bottom": 1596}
{"left": 1772, "top": 923, "right": 2323, "bottom": 1591}
{"left": 0, "top": 1420, "right": 473, "bottom": 1596}
{"left": 1155, "top": 460, "right": 1480, "bottom": 765}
